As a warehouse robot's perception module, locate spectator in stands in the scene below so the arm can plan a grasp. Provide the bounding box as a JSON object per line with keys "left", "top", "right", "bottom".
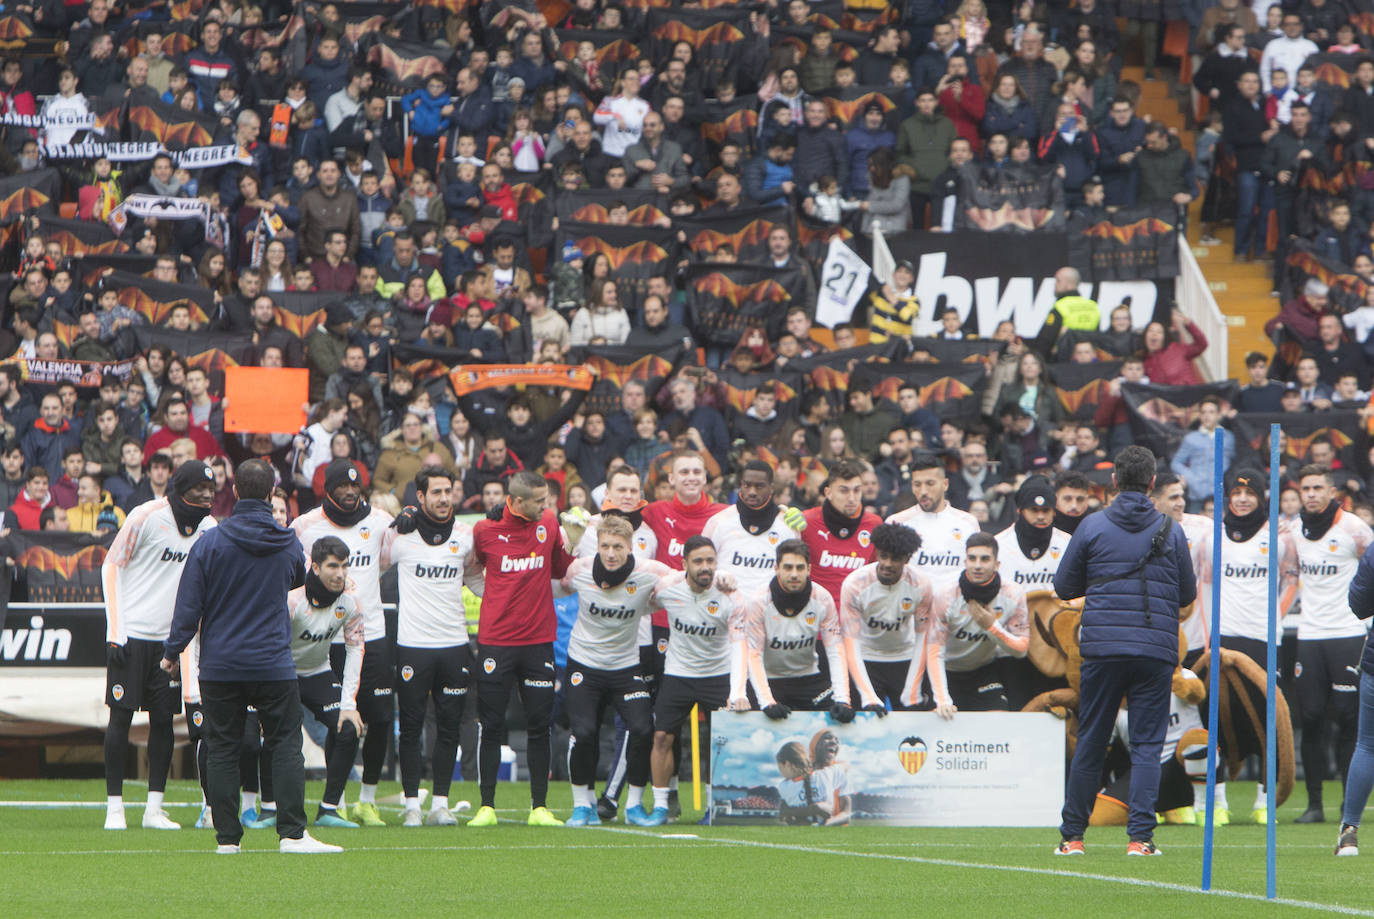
{"left": 299, "top": 159, "right": 361, "bottom": 260}
{"left": 794, "top": 99, "right": 848, "bottom": 196}
{"left": 937, "top": 54, "right": 985, "bottom": 153}
{"left": 1235, "top": 351, "right": 1287, "bottom": 413}
{"left": 374, "top": 413, "right": 458, "bottom": 501}
{"left": 998, "top": 28, "right": 1057, "bottom": 127}
{"left": 1260, "top": 12, "right": 1318, "bottom": 92}
{"left": 896, "top": 89, "right": 955, "bottom": 228}
{"left": 1267, "top": 277, "right": 1331, "bottom": 347}
{"left": 1313, "top": 313, "right": 1369, "bottom": 388}
{"left": 570, "top": 279, "right": 630, "bottom": 346}
{"left": 1347, "top": 59, "right": 1374, "bottom": 137}
{"left": 913, "top": 18, "right": 966, "bottom": 92}
{"left": 1096, "top": 97, "right": 1146, "bottom": 207}
{"left": 982, "top": 74, "right": 1038, "bottom": 143}
{"left": 1039, "top": 102, "right": 1099, "bottom": 206}
{"left": 1143, "top": 309, "right": 1209, "bottom": 386}
{"left": 8, "top": 465, "right": 51, "bottom": 530}
{"left": 1137, "top": 123, "right": 1195, "bottom": 208}
{"left": 1194, "top": 25, "right": 1253, "bottom": 110}
{"left": 743, "top": 134, "right": 798, "bottom": 207}
{"left": 1225, "top": 70, "right": 1276, "bottom": 262}
{"left": 623, "top": 110, "right": 690, "bottom": 193}
{"left": 1171, "top": 396, "right": 1234, "bottom": 511}
{"left": 1292, "top": 354, "right": 1334, "bottom": 408}
{"left": 658, "top": 376, "right": 730, "bottom": 470}
{"left": 21, "top": 394, "right": 80, "bottom": 479}
{"left": 846, "top": 104, "right": 895, "bottom": 196}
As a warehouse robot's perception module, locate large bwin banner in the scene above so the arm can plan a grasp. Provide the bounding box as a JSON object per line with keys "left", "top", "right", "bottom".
{"left": 711, "top": 712, "right": 1065, "bottom": 827}
{"left": 886, "top": 231, "right": 1160, "bottom": 340}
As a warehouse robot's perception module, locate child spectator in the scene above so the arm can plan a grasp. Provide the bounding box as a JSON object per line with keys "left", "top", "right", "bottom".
{"left": 403, "top": 73, "right": 453, "bottom": 175}
{"left": 808, "top": 175, "right": 864, "bottom": 225}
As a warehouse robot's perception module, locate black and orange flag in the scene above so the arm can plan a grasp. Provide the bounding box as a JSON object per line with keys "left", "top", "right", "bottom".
{"left": 1067, "top": 203, "right": 1180, "bottom": 281}
{"left": 698, "top": 93, "right": 760, "bottom": 158}
{"left": 784, "top": 342, "right": 904, "bottom": 412}
{"left": 716, "top": 368, "right": 803, "bottom": 419}
{"left": 1122, "top": 381, "right": 1239, "bottom": 457}
{"left": 554, "top": 187, "right": 671, "bottom": 228}
{"left": 0, "top": 168, "right": 58, "bottom": 227}
{"left": 675, "top": 204, "right": 793, "bottom": 262}
{"left": 554, "top": 28, "right": 642, "bottom": 96}
{"left": 771, "top": 25, "right": 867, "bottom": 64}
{"left": 814, "top": 85, "right": 904, "bottom": 130}
{"left": 1282, "top": 239, "right": 1368, "bottom": 311}
{"left": 849, "top": 361, "right": 986, "bottom": 421}
{"left": 1050, "top": 361, "right": 1123, "bottom": 422}
{"left": 124, "top": 98, "right": 218, "bottom": 150}
{"left": 567, "top": 342, "right": 686, "bottom": 418}
{"left": 131, "top": 326, "right": 254, "bottom": 390}
{"left": 391, "top": 342, "right": 471, "bottom": 386}
{"left": 1053, "top": 329, "right": 1140, "bottom": 363}
{"left": 683, "top": 262, "right": 803, "bottom": 348}
{"left": 267, "top": 291, "right": 334, "bottom": 340}
{"left": 553, "top": 221, "right": 677, "bottom": 313}
{"left": 647, "top": 6, "right": 753, "bottom": 89}
{"left": 368, "top": 36, "right": 455, "bottom": 96}
{"left": 7, "top": 531, "right": 114, "bottom": 604}
{"left": 1231, "top": 411, "right": 1364, "bottom": 469}
{"left": 33, "top": 214, "right": 128, "bottom": 255}
{"left": 105, "top": 270, "right": 216, "bottom": 327}
{"left": 958, "top": 162, "right": 1065, "bottom": 232}
{"left": 508, "top": 173, "right": 556, "bottom": 250}
{"left": 909, "top": 338, "right": 1005, "bottom": 365}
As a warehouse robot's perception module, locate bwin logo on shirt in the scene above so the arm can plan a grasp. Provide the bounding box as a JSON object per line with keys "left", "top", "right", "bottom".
{"left": 159, "top": 547, "right": 189, "bottom": 562}
{"left": 500, "top": 554, "right": 545, "bottom": 572}
{"left": 730, "top": 551, "right": 772, "bottom": 569}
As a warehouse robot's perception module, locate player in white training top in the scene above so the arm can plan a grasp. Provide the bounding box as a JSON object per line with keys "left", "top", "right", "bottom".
{"left": 640, "top": 535, "right": 746, "bottom": 826}
{"left": 1150, "top": 473, "right": 1212, "bottom": 668}
{"left": 286, "top": 535, "right": 365, "bottom": 828}
{"left": 702, "top": 460, "right": 804, "bottom": 595}
{"left": 101, "top": 460, "right": 216, "bottom": 831}
{"left": 838, "top": 523, "right": 933, "bottom": 711}
{"left": 736, "top": 539, "right": 880, "bottom": 719}
{"left": 886, "top": 453, "right": 979, "bottom": 591}
{"left": 926, "top": 532, "right": 1030, "bottom": 716}
{"left": 1292, "top": 464, "right": 1374, "bottom": 824}
{"left": 381, "top": 465, "right": 481, "bottom": 828}
{"left": 558, "top": 515, "right": 673, "bottom": 827}
{"left": 291, "top": 458, "right": 394, "bottom": 826}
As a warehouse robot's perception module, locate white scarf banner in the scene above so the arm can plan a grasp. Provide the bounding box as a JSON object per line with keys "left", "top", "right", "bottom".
{"left": 41, "top": 143, "right": 249, "bottom": 169}
{"left": 107, "top": 195, "right": 210, "bottom": 235}
{"left": 1, "top": 111, "right": 96, "bottom": 130}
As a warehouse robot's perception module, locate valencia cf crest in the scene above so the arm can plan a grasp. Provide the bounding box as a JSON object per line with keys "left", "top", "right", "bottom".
{"left": 111, "top": 684, "right": 124, "bottom": 701}
{"left": 857, "top": 530, "right": 870, "bottom": 548}
{"left": 359, "top": 526, "right": 371, "bottom": 540}
{"left": 768, "top": 534, "right": 779, "bottom": 545}
{"left": 1294, "top": 662, "right": 1303, "bottom": 678}
{"left": 952, "top": 529, "right": 963, "bottom": 542}
{"left": 1259, "top": 539, "right": 1269, "bottom": 556}
{"left": 536, "top": 524, "right": 548, "bottom": 544}
{"left": 900, "top": 597, "right": 914, "bottom": 612}
{"left": 401, "top": 665, "right": 414, "bottom": 682}
{"left": 636, "top": 536, "right": 648, "bottom": 551}
{"left": 1028, "top": 547, "right": 1043, "bottom": 560}
{"left": 898, "top": 736, "right": 928, "bottom": 774}
{"left": 570, "top": 671, "right": 584, "bottom": 686}
{"left": 450, "top": 542, "right": 460, "bottom": 553}
{"left": 804, "top": 611, "right": 816, "bottom": 626}
{"left": 626, "top": 583, "right": 637, "bottom": 595}
{"left": 192, "top": 709, "right": 203, "bottom": 728}
{"left": 838, "top": 527, "right": 851, "bottom": 539}
{"left": 483, "top": 658, "right": 496, "bottom": 674}
{"left": 1050, "top": 548, "right": 1060, "bottom": 560}
{"left": 707, "top": 600, "right": 720, "bottom": 615}
{"left": 747, "top": 524, "right": 760, "bottom": 535}
{"left": 1328, "top": 538, "right": 1339, "bottom": 553}
{"left": 656, "top": 637, "right": 668, "bottom": 653}
{"left": 334, "top": 608, "right": 345, "bottom": 619}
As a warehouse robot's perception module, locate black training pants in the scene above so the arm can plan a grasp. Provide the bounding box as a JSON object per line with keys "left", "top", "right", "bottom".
{"left": 202, "top": 679, "right": 306, "bottom": 845}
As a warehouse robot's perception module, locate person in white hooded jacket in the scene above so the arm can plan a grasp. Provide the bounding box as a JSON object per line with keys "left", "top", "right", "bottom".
{"left": 571, "top": 278, "right": 632, "bottom": 346}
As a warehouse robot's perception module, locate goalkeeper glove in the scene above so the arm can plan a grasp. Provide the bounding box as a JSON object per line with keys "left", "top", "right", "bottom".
{"left": 106, "top": 642, "right": 127, "bottom": 667}
{"left": 392, "top": 506, "right": 420, "bottom": 534}
{"left": 762, "top": 703, "right": 792, "bottom": 720}
{"left": 829, "top": 701, "right": 855, "bottom": 723}
{"left": 781, "top": 505, "right": 806, "bottom": 532}
{"left": 860, "top": 702, "right": 888, "bottom": 717}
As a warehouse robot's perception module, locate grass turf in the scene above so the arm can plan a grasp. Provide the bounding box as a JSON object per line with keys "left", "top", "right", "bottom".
{"left": 2, "top": 779, "right": 1372, "bottom": 918}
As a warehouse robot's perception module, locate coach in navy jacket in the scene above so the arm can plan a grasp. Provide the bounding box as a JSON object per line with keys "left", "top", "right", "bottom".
{"left": 163, "top": 459, "right": 311, "bottom": 850}
{"left": 1052, "top": 445, "right": 1197, "bottom": 853}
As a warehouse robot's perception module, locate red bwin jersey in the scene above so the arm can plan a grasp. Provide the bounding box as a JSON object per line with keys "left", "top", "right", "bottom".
{"left": 471, "top": 507, "right": 573, "bottom": 646}
{"left": 642, "top": 496, "right": 726, "bottom": 626}
{"left": 800, "top": 506, "right": 884, "bottom": 605}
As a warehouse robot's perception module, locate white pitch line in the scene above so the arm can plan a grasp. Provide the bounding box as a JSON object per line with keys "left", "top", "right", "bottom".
{"left": 591, "top": 826, "right": 1374, "bottom": 917}
{"left": 0, "top": 842, "right": 719, "bottom": 857}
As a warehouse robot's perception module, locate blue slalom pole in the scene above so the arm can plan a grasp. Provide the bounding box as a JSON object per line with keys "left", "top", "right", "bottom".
{"left": 1202, "top": 427, "right": 1224, "bottom": 890}
{"left": 1266, "top": 424, "right": 1280, "bottom": 899}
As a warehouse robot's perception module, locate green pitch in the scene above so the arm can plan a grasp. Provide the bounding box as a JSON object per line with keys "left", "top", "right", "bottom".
{"left": 2, "top": 779, "right": 1372, "bottom": 918}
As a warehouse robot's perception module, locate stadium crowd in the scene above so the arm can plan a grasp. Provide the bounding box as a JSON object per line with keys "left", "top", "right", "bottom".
{"left": 0, "top": 0, "right": 1350, "bottom": 857}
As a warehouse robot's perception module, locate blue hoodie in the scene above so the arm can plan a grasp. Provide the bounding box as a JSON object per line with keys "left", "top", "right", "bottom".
{"left": 165, "top": 498, "right": 306, "bottom": 682}
{"left": 1053, "top": 491, "right": 1197, "bottom": 664}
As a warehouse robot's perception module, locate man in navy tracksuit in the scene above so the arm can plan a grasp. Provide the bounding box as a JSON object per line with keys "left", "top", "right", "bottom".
{"left": 163, "top": 459, "right": 338, "bottom": 854}
{"left": 1052, "top": 445, "right": 1197, "bottom": 856}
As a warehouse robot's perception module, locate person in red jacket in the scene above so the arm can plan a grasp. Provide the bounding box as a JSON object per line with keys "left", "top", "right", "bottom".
{"left": 800, "top": 458, "right": 884, "bottom": 606}
{"left": 1143, "top": 309, "right": 1208, "bottom": 386}
{"left": 7, "top": 465, "right": 52, "bottom": 530}
{"left": 480, "top": 163, "right": 518, "bottom": 222}
{"left": 143, "top": 397, "right": 225, "bottom": 459}
{"left": 936, "top": 56, "right": 986, "bottom": 153}
{"left": 466, "top": 470, "right": 576, "bottom": 829}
